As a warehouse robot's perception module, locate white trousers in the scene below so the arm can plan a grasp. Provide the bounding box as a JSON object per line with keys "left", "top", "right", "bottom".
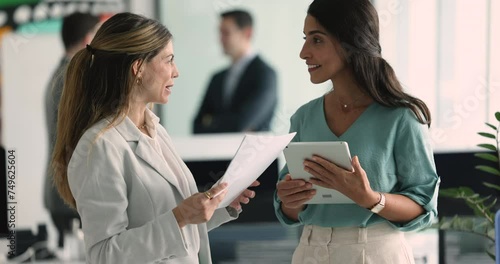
{"left": 291, "top": 223, "right": 415, "bottom": 264}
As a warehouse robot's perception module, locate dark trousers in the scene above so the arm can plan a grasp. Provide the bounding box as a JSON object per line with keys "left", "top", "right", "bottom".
{"left": 50, "top": 211, "right": 81, "bottom": 248}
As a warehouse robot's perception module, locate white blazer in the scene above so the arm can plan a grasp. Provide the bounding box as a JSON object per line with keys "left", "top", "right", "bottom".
{"left": 68, "top": 113, "right": 236, "bottom": 264}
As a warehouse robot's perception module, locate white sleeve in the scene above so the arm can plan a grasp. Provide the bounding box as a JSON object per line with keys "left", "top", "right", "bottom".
{"left": 206, "top": 207, "right": 239, "bottom": 232}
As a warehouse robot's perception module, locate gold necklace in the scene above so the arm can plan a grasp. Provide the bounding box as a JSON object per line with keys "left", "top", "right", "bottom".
{"left": 138, "top": 123, "right": 147, "bottom": 130}
{"left": 335, "top": 91, "right": 365, "bottom": 112}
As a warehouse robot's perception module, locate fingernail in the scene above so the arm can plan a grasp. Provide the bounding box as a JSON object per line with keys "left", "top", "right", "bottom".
{"left": 312, "top": 157, "right": 318, "bottom": 161}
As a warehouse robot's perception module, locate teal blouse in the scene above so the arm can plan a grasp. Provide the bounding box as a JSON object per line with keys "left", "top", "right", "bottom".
{"left": 273, "top": 96, "right": 440, "bottom": 232}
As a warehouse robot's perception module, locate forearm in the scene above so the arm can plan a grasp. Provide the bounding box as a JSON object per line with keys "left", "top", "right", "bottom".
{"left": 373, "top": 193, "right": 424, "bottom": 223}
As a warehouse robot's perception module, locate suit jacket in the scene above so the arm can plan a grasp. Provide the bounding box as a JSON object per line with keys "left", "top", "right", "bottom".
{"left": 193, "top": 55, "right": 277, "bottom": 133}
{"left": 68, "top": 113, "right": 236, "bottom": 264}
{"left": 44, "top": 57, "right": 78, "bottom": 215}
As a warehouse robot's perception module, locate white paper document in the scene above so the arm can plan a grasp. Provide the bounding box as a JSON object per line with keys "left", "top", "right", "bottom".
{"left": 214, "top": 132, "right": 296, "bottom": 208}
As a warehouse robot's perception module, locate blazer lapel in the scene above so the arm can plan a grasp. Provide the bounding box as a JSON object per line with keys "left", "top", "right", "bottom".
{"left": 134, "top": 137, "right": 182, "bottom": 192}
{"left": 113, "top": 116, "right": 183, "bottom": 193}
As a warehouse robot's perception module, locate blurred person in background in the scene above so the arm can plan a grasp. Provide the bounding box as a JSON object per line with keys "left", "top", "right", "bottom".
{"left": 193, "top": 9, "right": 277, "bottom": 134}
{"left": 44, "top": 11, "right": 101, "bottom": 248}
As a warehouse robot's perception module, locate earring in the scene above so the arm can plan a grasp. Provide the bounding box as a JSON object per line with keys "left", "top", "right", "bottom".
{"left": 136, "top": 76, "right": 142, "bottom": 85}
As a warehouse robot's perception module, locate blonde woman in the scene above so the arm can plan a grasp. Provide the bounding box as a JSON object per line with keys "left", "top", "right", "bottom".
{"left": 52, "top": 12, "right": 256, "bottom": 264}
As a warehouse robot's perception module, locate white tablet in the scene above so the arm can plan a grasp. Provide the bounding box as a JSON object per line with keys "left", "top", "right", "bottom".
{"left": 283, "top": 141, "right": 355, "bottom": 204}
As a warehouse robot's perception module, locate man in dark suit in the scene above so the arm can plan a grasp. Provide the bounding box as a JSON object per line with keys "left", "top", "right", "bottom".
{"left": 193, "top": 10, "right": 278, "bottom": 134}
{"left": 44, "top": 12, "right": 100, "bottom": 248}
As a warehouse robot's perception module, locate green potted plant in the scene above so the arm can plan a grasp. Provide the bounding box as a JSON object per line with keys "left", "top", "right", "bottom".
{"left": 437, "top": 111, "right": 500, "bottom": 260}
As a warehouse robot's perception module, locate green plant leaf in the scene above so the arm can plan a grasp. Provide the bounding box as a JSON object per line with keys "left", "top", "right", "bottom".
{"left": 487, "top": 228, "right": 496, "bottom": 241}
{"left": 475, "top": 165, "right": 500, "bottom": 176}
{"left": 475, "top": 195, "right": 492, "bottom": 204}
{"left": 486, "top": 250, "right": 495, "bottom": 260}
{"left": 484, "top": 197, "right": 498, "bottom": 210}
{"left": 438, "top": 216, "right": 494, "bottom": 242}
{"left": 477, "top": 144, "right": 497, "bottom": 151}
{"left": 474, "top": 153, "right": 499, "bottom": 162}
{"left": 465, "top": 200, "right": 487, "bottom": 216}
{"left": 483, "top": 182, "right": 500, "bottom": 191}
{"left": 485, "top": 122, "right": 497, "bottom": 130}
{"left": 439, "top": 188, "right": 495, "bottom": 222}
{"left": 434, "top": 110, "right": 499, "bottom": 261}
{"left": 478, "top": 132, "right": 496, "bottom": 139}
{"left": 440, "top": 187, "right": 475, "bottom": 198}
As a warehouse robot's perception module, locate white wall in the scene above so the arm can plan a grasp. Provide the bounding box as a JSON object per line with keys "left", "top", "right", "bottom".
{"left": 159, "top": 0, "right": 330, "bottom": 137}
{"left": 128, "top": 0, "right": 155, "bottom": 18}
{"left": 2, "top": 32, "right": 62, "bottom": 248}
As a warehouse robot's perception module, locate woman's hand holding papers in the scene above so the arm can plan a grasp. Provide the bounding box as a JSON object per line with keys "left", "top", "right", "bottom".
{"left": 303, "top": 155, "right": 379, "bottom": 209}
{"left": 229, "top": 180, "right": 260, "bottom": 211}
{"left": 276, "top": 174, "right": 316, "bottom": 221}
{"left": 173, "top": 183, "right": 229, "bottom": 228}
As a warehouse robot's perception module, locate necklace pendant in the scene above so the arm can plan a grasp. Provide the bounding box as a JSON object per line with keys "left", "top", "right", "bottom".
{"left": 341, "top": 105, "right": 349, "bottom": 113}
